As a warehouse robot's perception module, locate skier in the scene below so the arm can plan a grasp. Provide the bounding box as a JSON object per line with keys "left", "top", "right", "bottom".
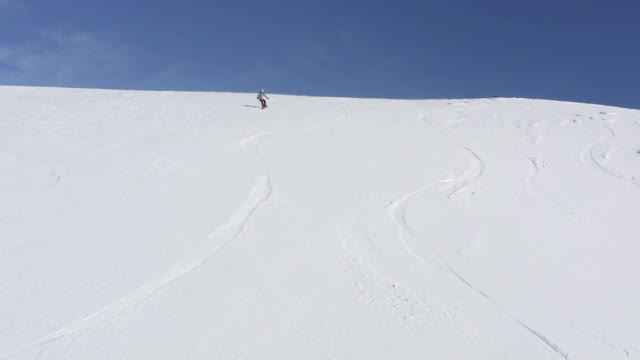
{"left": 257, "top": 89, "right": 269, "bottom": 109}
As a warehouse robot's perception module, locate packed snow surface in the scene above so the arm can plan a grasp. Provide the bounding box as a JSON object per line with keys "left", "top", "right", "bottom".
{"left": 1, "top": 86, "right": 639, "bottom": 359}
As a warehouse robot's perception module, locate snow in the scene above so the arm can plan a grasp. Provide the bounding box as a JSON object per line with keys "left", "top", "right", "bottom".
{"left": 1, "top": 86, "right": 639, "bottom": 359}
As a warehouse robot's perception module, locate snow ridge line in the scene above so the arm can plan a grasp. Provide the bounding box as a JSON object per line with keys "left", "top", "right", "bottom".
{"left": 0, "top": 175, "right": 272, "bottom": 360}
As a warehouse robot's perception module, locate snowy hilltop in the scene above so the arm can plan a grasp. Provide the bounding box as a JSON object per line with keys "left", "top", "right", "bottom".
{"left": 1, "top": 86, "right": 639, "bottom": 359}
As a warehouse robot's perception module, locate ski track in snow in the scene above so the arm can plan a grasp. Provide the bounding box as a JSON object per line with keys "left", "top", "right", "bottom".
{"left": 1, "top": 112, "right": 347, "bottom": 359}
{"left": 0, "top": 175, "right": 272, "bottom": 360}
{"left": 339, "top": 104, "right": 489, "bottom": 325}
{"left": 337, "top": 217, "right": 458, "bottom": 332}
{"left": 526, "top": 156, "right": 552, "bottom": 203}
{"left": 340, "top": 105, "right": 485, "bottom": 331}
{"left": 238, "top": 115, "right": 345, "bottom": 153}
{"left": 583, "top": 329, "right": 639, "bottom": 359}
{"left": 420, "top": 111, "right": 485, "bottom": 200}
{"left": 368, "top": 107, "right": 570, "bottom": 359}
{"left": 525, "top": 156, "right": 579, "bottom": 220}
{"left": 526, "top": 157, "right": 542, "bottom": 201}
{"left": 580, "top": 119, "right": 640, "bottom": 188}
{"left": 238, "top": 130, "right": 277, "bottom": 150}
{"left": 387, "top": 177, "right": 570, "bottom": 359}
{"left": 5, "top": 90, "right": 640, "bottom": 359}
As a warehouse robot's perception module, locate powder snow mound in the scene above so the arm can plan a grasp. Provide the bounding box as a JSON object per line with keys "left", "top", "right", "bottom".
{"left": 1, "top": 86, "right": 639, "bottom": 360}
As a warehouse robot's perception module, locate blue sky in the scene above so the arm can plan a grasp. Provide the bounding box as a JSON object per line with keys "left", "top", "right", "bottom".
{"left": 0, "top": 0, "right": 638, "bottom": 108}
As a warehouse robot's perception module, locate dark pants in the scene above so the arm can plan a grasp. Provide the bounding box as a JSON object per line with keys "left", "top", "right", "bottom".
{"left": 259, "top": 99, "right": 267, "bottom": 108}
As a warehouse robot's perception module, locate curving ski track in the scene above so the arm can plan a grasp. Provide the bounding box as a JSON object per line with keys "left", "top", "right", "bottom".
{"left": 387, "top": 180, "right": 569, "bottom": 359}
{"left": 374, "top": 110, "right": 570, "bottom": 359}
{"left": 0, "top": 175, "right": 272, "bottom": 359}
{"left": 526, "top": 157, "right": 542, "bottom": 201}
{"left": 581, "top": 121, "right": 640, "bottom": 189}
{"left": 420, "top": 113, "right": 485, "bottom": 199}
{"left": 2, "top": 114, "right": 346, "bottom": 360}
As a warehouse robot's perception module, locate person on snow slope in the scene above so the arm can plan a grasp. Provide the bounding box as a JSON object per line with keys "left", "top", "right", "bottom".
{"left": 257, "top": 89, "right": 269, "bottom": 109}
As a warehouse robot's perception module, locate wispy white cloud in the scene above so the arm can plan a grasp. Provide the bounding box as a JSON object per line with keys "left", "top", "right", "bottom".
{"left": 0, "top": 28, "right": 134, "bottom": 88}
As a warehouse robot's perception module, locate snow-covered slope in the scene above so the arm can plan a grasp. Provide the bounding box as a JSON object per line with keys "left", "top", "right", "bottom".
{"left": 1, "top": 86, "right": 639, "bottom": 360}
